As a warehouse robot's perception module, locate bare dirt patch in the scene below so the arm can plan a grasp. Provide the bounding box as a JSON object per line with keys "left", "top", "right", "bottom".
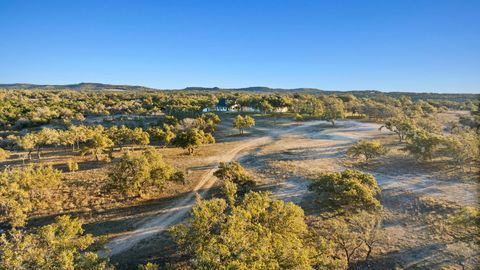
{"left": 239, "top": 120, "right": 478, "bottom": 269}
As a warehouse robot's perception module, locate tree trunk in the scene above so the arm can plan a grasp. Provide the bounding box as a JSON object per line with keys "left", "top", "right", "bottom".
{"left": 365, "top": 245, "right": 372, "bottom": 261}
{"left": 344, "top": 248, "right": 351, "bottom": 266}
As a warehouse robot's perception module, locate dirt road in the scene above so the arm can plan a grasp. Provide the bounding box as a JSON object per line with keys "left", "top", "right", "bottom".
{"left": 105, "top": 119, "right": 477, "bottom": 269}
{"left": 242, "top": 120, "right": 382, "bottom": 204}
{"left": 104, "top": 120, "right": 324, "bottom": 256}
{"left": 237, "top": 120, "right": 478, "bottom": 268}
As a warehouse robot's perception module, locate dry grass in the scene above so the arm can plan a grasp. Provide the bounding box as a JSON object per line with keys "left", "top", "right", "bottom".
{"left": 1, "top": 114, "right": 478, "bottom": 269}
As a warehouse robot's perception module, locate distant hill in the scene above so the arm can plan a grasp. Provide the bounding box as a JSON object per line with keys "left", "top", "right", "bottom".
{"left": 0, "top": 83, "right": 343, "bottom": 93}
{"left": 184, "top": 86, "right": 324, "bottom": 93}
{"left": 0, "top": 82, "right": 156, "bottom": 91}
{"left": 1, "top": 83, "right": 477, "bottom": 102}
{"left": 179, "top": 86, "right": 478, "bottom": 102}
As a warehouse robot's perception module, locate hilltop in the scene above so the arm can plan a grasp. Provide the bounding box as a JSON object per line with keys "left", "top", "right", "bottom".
{"left": 0, "top": 83, "right": 477, "bottom": 102}
{"left": 0, "top": 82, "right": 156, "bottom": 92}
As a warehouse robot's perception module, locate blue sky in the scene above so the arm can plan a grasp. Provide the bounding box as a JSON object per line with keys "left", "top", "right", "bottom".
{"left": 0, "top": 0, "right": 479, "bottom": 93}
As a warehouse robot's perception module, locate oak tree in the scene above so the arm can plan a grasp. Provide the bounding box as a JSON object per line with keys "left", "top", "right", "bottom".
{"left": 172, "top": 128, "right": 215, "bottom": 154}
{"left": 233, "top": 115, "right": 255, "bottom": 135}
{"left": 0, "top": 215, "right": 114, "bottom": 270}
{"left": 347, "top": 140, "right": 388, "bottom": 163}
{"left": 308, "top": 170, "right": 381, "bottom": 214}
{"left": 107, "top": 150, "right": 183, "bottom": 197}
{"left": 171, "top": 191, "right": 342, "bottom": 269}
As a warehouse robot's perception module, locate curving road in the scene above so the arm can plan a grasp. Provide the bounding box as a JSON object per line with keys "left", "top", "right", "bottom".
{"left": 104, "top": 120, "right": 327, "bottom": 256}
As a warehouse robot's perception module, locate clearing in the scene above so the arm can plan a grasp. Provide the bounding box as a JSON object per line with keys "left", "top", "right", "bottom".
{"left": 90, "top": 117, "right": 477, "bottom": 269}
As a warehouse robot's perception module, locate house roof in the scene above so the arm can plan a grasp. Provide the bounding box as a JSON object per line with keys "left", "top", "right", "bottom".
{"left": 216, "top": 98, "right": 227, "bottom": 107}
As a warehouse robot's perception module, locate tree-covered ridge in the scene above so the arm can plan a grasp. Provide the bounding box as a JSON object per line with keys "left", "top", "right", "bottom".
{"left": 1, "top": 83, "right": 478, "bottom": 102}
{"left": 0, "top": 89, "right": 477, "bottom": 130}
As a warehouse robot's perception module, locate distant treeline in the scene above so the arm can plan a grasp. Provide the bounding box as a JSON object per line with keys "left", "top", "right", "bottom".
{"left": 0, "top": 89, "right": 477, "bottom": 131}
{"left": 0, "top": 83, "right": 478, "bottom": 102}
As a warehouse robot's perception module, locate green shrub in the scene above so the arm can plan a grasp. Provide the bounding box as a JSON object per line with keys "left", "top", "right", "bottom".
{"left": 309, "top": 169, "right": 381, "bottom": 213}
{"left": 0, "top": 215, "right": 113, "bottom": 269}
{"left": 214, "top": 161, "right": 255, "bottom": 191}
{"left": 347, "top": 140, "right": 388, "bottom": 162}
{"left": 171, "top": 191, "right": 344, "bottom": 269}
{"left": 294, "top": 113, "right": 304, "bottom": 121}
{"left": 107, "top": 150, "right": 182, "bottom": 196}
{"left": 0, "top": 165, "right": 62, "bottom": 227}
{"left": 67, "top": 160, "right": 79, "bottom": 172}
{"left": 0, "top": 148, "right": 10, "bottom": 161}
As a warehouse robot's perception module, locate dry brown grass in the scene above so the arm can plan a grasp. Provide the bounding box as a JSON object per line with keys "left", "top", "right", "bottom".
{"left": 1, "top": 114, "right": 478, "bottom": 269}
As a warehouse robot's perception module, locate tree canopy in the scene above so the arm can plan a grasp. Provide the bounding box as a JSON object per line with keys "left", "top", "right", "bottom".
{"left": 308, "top": 170, "right": 381, "bottom": 214}
{"left": 171, "top": 191, "right": 344, "bottom": 270}
{"left": 347, "top": 140, "right": 388, "bottom": 163}
{"left": 107, "top": 150, "right": 183, "bottom": 197}
{"left": 214, "top": 161, "right": 255, "bottom": 191}
{"left": 233, "top": 115, "right": 255, "bottom": 135}
{"left": 0, "top": 215, "right": 113, "bottom": 270}
{"left": 0, "top": 165, "right": 62, "bottom": 227}
{"left": 322, "top": 96, "right": 346, "bottom": 126}
{"left": 172, "top": 128, "right": 215, "bottom": 154}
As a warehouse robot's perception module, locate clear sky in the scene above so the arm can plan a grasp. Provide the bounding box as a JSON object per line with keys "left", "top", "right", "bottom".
{"left": 0, "top": 0, "right": 479, "bottom": 93}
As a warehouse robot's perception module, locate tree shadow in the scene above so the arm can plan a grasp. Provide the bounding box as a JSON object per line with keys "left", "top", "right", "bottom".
{"left": 350, "top": 243, "right": 454, "bottom": 270}
{"left": 27, "top": 186, "right": 221, "bottom": 235}
{"left": 109, "top": 231, "right": 186, "bottom": 270}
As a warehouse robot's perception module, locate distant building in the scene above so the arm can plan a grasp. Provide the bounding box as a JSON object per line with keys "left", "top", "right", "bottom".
{"left": 241, "top": 106, "right": 260, "bottom": 112}
{"left": 202, "top": 98, "right": 234, "bottom": 112}
{"left": 202, "top": 98, "right": 264, "bottom": 113}
{"left": 216, "top": 98, "right": 230, "bottom": 111}
{"left": 272, "top": 107, "right": 289, "bottom": 113}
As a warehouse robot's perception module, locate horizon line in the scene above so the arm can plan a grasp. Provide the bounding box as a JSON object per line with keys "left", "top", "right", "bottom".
{"left": 1, "top": 82, "right": 478, "bottom": 95}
